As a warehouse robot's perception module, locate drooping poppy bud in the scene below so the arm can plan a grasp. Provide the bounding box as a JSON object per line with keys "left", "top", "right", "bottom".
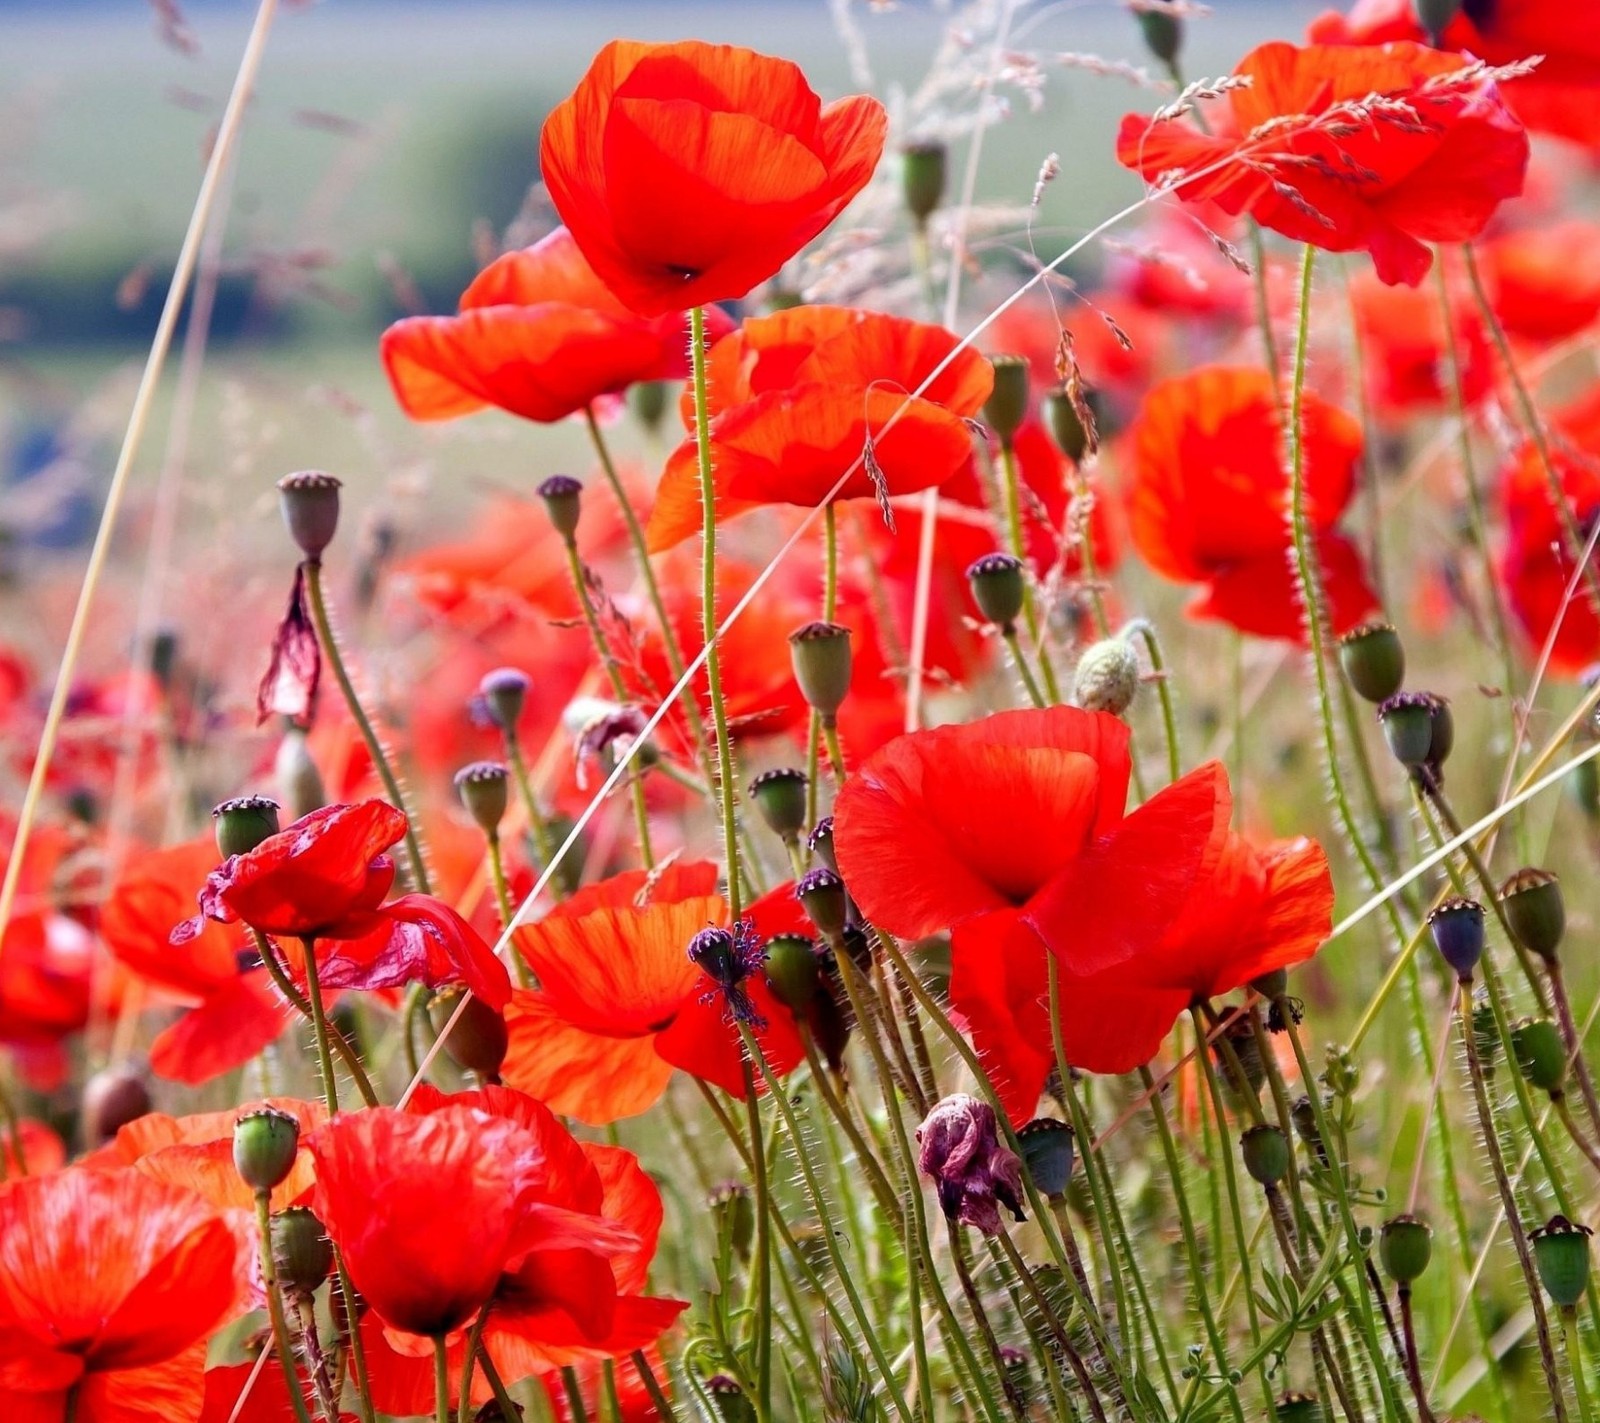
{"left": 1291, "top": 1095, "right": 1324, "bottom": 1162}
{"left": 536, "top": 474, "right": 583, "bottom": 543}
{"left": 1251, "top": 967, "right": 1290, "bottom": 1001}
{"left": 1043, "top": 382, "right": 1093, "bottom": 464}
{"left": 901, "top": 139, "right": 947, "bottom": 227}
{"left": 630, "top": 379, "right": 671, "bottom": 434}
{"left": 1338, "top": 622, "right": 1405, "bottom": 704}
{"left": 1427, "top": 896, "right": 1485, "bottom": 981}
{"left": 1073, "top": 637, "right": 1140, "bottom": 716}
{"left": 478, "top": 667, "right": 530, "bottom": 734}
{"left": 1018, "top": 1118, "right": 1075, "bottom": 1199}
{"left": 917, "top": 1093, "right": 1026, "bottom": 1236}
{"left": 967, "top": 552, "right": 1027, "bottom": 632}
{"left": 429, "top": 986, "right": 510, "bottom": 1081}
{"left": 1512, "top": 1017, "right": 1568, "bottom": 1095}
{"left": 1532, "top": 1215, "right": 1593, "bottom": 1309}
{"left": 748, "top": 768, "right": 809, "bottom": 846}
{"left": 788, "top": 621, "right": 853, "bottom": 726}
{"left": 80, "top": 1066, "right": 151, "bottom": 1148}
{"left": 213, "top": 795, "right": 282, "bottom": 859}
{"left": 808, "top": 816, "right": 838, "bottom": 873}
{"left": 272, "top": 1205, "right": 334, "bottom": 1296}
{"left": 275, "top": 725, "right": 326, "bottom": 820}
{"left": 1135, "top": 0, "right": 1183, "bottom": 66}
{"left": 763, "top": 934, "right": 821, "bottom": 1014}
{"left": 1499, "top": 868, "right": 1566, "bottom": 962}
{"left": 797, "top": 867, "right": 849, "bottom": 941}
{"left": 233, "top": 1106, "right": 301, "bottom": 1192}
{"left": 277, "top": 470, "right": 342, "bottom": 561}
{"left": 455, "top": 761, "right": 510, "bottom": 836}
{"left": 1215, "top": 1016, "right": 1265, "bottom": 1107}
{"left": 984, "top": 355, "right": 1031, "bottom": 446}
{"left": 1379, "top": 1214, "right": 1434, "bottom": 1284}
{"left": 1240, "top": 1124, "right": 1290, "bottom": 1186}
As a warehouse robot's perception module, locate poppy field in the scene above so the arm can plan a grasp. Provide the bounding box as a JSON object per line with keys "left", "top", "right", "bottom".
{"left": 8, "top": 0, "right": 1600, "bottom": 1420}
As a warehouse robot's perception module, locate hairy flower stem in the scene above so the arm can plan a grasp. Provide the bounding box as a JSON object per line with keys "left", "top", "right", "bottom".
{"left": 294, "top": 1297, "right": 339, "bottom": 1423}
{"left": 501, "top": 730, "right": 561, "bottom": 888}
{"left": 1546, "top": 956, "right": 1600, "bottom": 1148}
{"left": 256, "top": 1190, "right": 315, "bottom": 1423}
{"left": 800, "top": 1031, "right": 900, "bottom": 1219}
{"left": 430, "top": 1337, "right": 451, "bottom": 1423}
{"left": 1248, "top": 221, "right": 1280, "bottom": 385}
{"left": 994, "top": 1230, "right": 1108, "bottom": 1423}
{"left": 301, "top": 559, "right": 429, "bottom": 893}
{"left": 1456, "top": 978, "right": 1568, "bottom": 1419}
{"left": 1396, "top": 1285, "right": 1435, "bottom": 1423}
{"left": 948, "top": 1228, "right": 1028, "bottom": 1421}
{"left": 300, "top": 938, "right": 339, "bottom": 1115}
{"left": 997, "top": 439, "right": 1060, "bottom": 703}
{"left": 1563, "top": 1309, "right": 1598, "bottom": 1423}
{"left": 1127, "top": 619, "right": 1181, "bottom": 782}
{"left": 737, "top": 1060, "right": 772, "bottom": 1423}
{"left": 630, "top": 1350, "right": 680, "bottom": 1423}
{"left": 251, "top": 930, "right": 379, "bottom": 1106}
{"left": 1003, "top": 628, "right": 1047, "bottom": 708}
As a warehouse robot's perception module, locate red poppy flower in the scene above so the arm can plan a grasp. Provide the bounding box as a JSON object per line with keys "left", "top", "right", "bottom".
{"left": 1349, "top": 264, "right": 1493, "bottom": 419}
{"left": 1477, "top": 222, "right": 1600, "bottom": 344}
{"left": 541, "top": 41, "right": 887, "bottom": 316}
{"left": 500, "top": 866, "right": 807, "bottom": 1122}
{"left": 1309, "top": 0, "right": 1600, "bottom": 152}
{"left": 0, "top": 1167, "right": 241, "bottom": 1423}
{"left": 1124, "top": 366, "right": 1379, "bottom": 642}
{"left": 0, "top": 1119, "right": 64, "bottom": 1182}
{"left": 645, "top": 306, "right": 994, "bottom": 551}
{"left": 1498, "top": 383, "right": 1600, "bottom": 674}
{"left": 1117, "top": 41, "right": 1528, "bottom": 287}
{"left": 382, "top": 227, "right": 722, "bottom": 425}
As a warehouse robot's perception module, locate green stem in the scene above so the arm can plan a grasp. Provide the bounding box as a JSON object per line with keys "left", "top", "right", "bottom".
{"left": 457, "top": 1310, "right": 489, "bottom": 1423}
{"left": 740, "top": 1060, "right": 772, "bottom": 1423}
{"left": 1248, "top": 220, "right": 1280, "bottom": 384}
{"left": 1002, "top": 628, "right": 1046, "bottom": 708}
{"left": 1127, "top": 619, "right": 1180, "bottom": 783}
{"left": 630, "top": 1350, "right": 679, "bottom": 1423}
{"left": 1565, "top": 1309, "right": 1598, "bottom": 1423}
{"left": 562, "top": 1367, "right": 591, "bottom": 1423}
{"left": 300, "top": 937, "right": 338, "bottom": 1115}
{"left": 485, "top": 833, "right": 528, "bottom": 989}
{"left": 998, "top": 440, "right": 1060, "bottom": 703}
{"left": 257, "top": 1190, "right": 315, "bottom": 1423}
{"left": 503, "top": 731, "right": 561, "bottom": 891}
{"left": 432, "top": 1336, "right": 451, "bottom": 1423}
{"left": 251, "top": 930, "right": 379, "bottom": 1107}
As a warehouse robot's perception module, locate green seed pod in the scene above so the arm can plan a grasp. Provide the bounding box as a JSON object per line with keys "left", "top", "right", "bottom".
{"left": 454, "top": 761, "right": 510, "bottom": 836}
{"left": 1042, "top": 383, "right": 1093, "bottom": 464}
{"left": 428, "top": 987, "right": 509, "bottom": 1081}
{"left": 966, "top": 551, "right": 1027, "bottom": 631}
{"left": 901, "top": 140, "right": 947, "bottom": 226}
{"left": 1378, "top": 692, "right": 1441, "bottom": 770}
{"left": 1427, "top": 695, "right": 1455, "bottom": 771}
{"left": 1512, "top": 1017, "right": 1568, "bottom": 1095}
{"left": 1338, "top": 622, "right": 1406, "bottom": 704}
{"left": 81, "top": 1067, "right": 152, "bottom": 1149}
{"left": 1532, "top": 1215, "right": 1593, "bottom": 1309}
{"left": 275, "top": 727, "right": 326, "bottom": 820}
{"left": 1499, "top": 867, "right": 1566, "bottom": 961}
{"left": 1018, "top": 1118, "right": 1076, "bottom": 1198}
{"left": 808, "top": 816, "right": 838, "bottom": 873}
{"left": 478, "top": 667, "right": 530, "bottom": 734}
{"left": 1251, "top": 967, "right": 1289, "bottom": 1000}
{"left": 788, "top": 621, "right": 853, "bottom": 726}
{"left": 277, "top": 470, "right": 342, "bottom": 561}
{"left": 233, "top": 1107, "right": 301, "bottom": 1192}
{"left": 764, "top": 934, "right": 821, "bottom": 1014}
{"left": 272, "top": 1205, "right": 334, "bottom": 1295}
{"left": 709, "top": 1184, "right": 755, "bottom": 1260}
{"left": 984, "top": 355, "right": 1031, "bottom": 445}
{"left": 797, "top": 868, "right": 849, "bottom": 941}
{"left": 748, "top": 768, "right": 810, "bottom": 845}
{"left": 1240, "top": 1124, "right": 1291, "bottom": 1186}
{"left": 1073, "top": 638, "right": 1141, "bottom": 716}
{"left": 1273, "top": 1394, "right": 1326, "bottom": 1423}
{"left": 212, "top": 795, "right": 281, "bottom": 859}
{"left": 1427, "top": 896, "right": 1485, "bottom": 981}
{"left": 629, "top": 379, "right": 671, "bottom": 435}
{"left": 1379, "top": 1214, "right": 1434, "bottom": 1284}
{"left": 536, "top": 475, "right": 583, "bottom": 542}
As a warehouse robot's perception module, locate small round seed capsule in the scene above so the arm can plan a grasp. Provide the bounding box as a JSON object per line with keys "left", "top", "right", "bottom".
{"left": 1240, "top": 1124, "right": 1291, "bottom": 1187}
{"left": 966, "top": 551, "right": 1026, "bottom": 632}
{"left": 272, "top": 1205, "right": 334, "bottom": 1295}
{"left": 1379, "top": 1214, "right": 1434, "bottom": 1284}
{"left": 763, "top": 934, "right": 821, "bottom": 1014}
{"left": 984, "top": 355, "right": 1031, "bottom": 445}
{"left": 233, "top": 1106, "right": 301, "bottom": 1192}
{"left": 454, "top": 761, "right": 510, "bottom": 836}
{"left": 748, "top": 768, "right": 810, "bottom": 845}
{"left": 1018, "top": 1118, "right": 1076, "bottom": 1198}
{"left": 1499, "top": 867, "right": 1565, "bottom": 961}
{"left": 788, "top": 621, "right": 853, "bottom": 726}
{"left": 901, "top": 140, "right": 947, "bottom": 226}
{"left": 1337, "top": 622, "right": 1405, "bottom": 704}
{"left": 277, "top": 470, "right": 342, "bottom": 561}
{"left": 212, "top": 795, "right": 281, "bottom": 859}
{"left": 536, "top": 475, "right": 583, "bottom": 542}
{"left": 1427, "top": 896, "right": 1485, "bottom": 981}
{"left": 1532, "top": 1215, "right": 1593, "bottom": 1309}
{"left": 1512, "top": 1017, "right": 1568, "bottom": 1095}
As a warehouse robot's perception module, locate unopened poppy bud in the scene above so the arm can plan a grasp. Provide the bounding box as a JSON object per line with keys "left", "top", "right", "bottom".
{"left": 709, "top": 1182, "right": 755, "bottom": 1259}
{"left": 454, "top": 761, "right": 510, "bottom": 835}
{"left": 275, "top": 726, "right": 326, "bottom": 820}
{"left": 1415, "top": 0, "right": 1463, "bottom": 44}
{"left": 1273, "top": 1393, "right": 1326, "bottom": 1423}
{"left": 81, "top": 1066, "right": 151, "bottom": 1147}
{"left": 1043, "top": 383, "right": 1092, "bottom": 463}
{"left": 1251, "top": 967, "right": 1289, "bottom": 1000}
{"left": 788, "top": 621, "right": 853, "bottom": 725}
{"left": 428, "top": 987, "right": 509, "bottom": 1081}
{"left": 1240, "top": 1124, "right": 1290, "bottom": 1186}
{"left": 1073, "top": 637, "right": 1140, "bottom": 716}
{"left": 808, "top": 815, "right": 838, "bottom": 872}
{"left": 536, "top": 474, "right": 583, "bottom": 542}
{"left": 1499, "top": 867, "right": 1565, "bottom": 961}
{"left": 763, "top": 934, "right": 821, "bottom": 1013}
{"left": 1427, "top": 896, "right": 1484, "bottom": 981}
{"left": 1378, "top": 691, "right": 1442, "bottom": 770}
{"left": 797, "top": 867, "right": 849, "bottom": 941}
{"left": 901, "top": 139, "right": 946, "bottom": 226}
{"left": 1533, "top": 1214, "right": 1593, "bottom": 1308}
{"left": 1291, "top": 1095, "right": 1323, "bottom": 1154}
{"left": 233, "top": 1106, "right": 300, "bottom": 1191}
{"left": 984, "top": 355, "right": 1031, "bottom": 445}
{"left": 479, "top": 667, "right": 530, "bottom": 733}
{"left": 1136, "top": 0, "right": 1183, "bottom": 65}
{"left": 809, "top": 976, "right": 851, "bottom": 1070}
{"left": 629, "top": 379, "right": 671, "bottom": 434}
{"left": 706, "top": 1374, "right": 756, "bottom": 1423}
{"left": 1338, "top": 622, "right": 1405, "bottom": 704}
{"left": 272, "top": 1206, "right": 334, "bottom": 1295}
{"left": 967, "top": 551, "right": 1026, "bottom": 631}
{"left": 213, "top": 795, "right": 281, "bottom": 858}
{"left": 1512, "top": 1017, "right": 1568, "bottom": 1095}
{"left": 1018, "top": 1118, "right": 1075, "bottom": 1198}
{"left": 1379, "top": 1214, "right": 1434, "bottom": 1284}
{"left": 277, "top": 470, "right": 342, "bottom": 561}
{"left": 748, "top": 768, "right": 809, "bottom": 844}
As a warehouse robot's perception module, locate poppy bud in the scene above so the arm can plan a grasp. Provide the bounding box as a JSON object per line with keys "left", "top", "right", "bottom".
{"left": 81, "top": 1066, "right": 151, "bottom": 1148}
{"left": 1251, "top": 967, "right": 1289, "bottom": 1000}
{"left": 1136, "top": 0, "right": 1183, "bottom": 66}
{"left": 1415, "top": 0, "right": 1463, "bottom": 44}
{"left": 1338, "top": 622, "right": 1405, "bottom": 704}
{"left": 454, "top": 761, "right": 510, "bottom": 835}
{"left": 1291, "top": 1095, "right": 1323, "bottom": 1156}
{"left": 233, "top": 1106, "right": 301, "bottom": 1192}
{"left": 1499, "top": 867, "right": 1565, "bottom": 961}
{"left": 706, "top": 1375, "right": 756, "bottom": 1423}
{"left": 275, "top": 726, "right": 326, "bottom": 820}
{"left": 764, "top": 934, "right": 821, "bottom": 1013}
{"left": 277, "top": 470, "right": 342, "bottom": 561}
{"left": 808, "top": 815, "right": 838, "bottom": 873}
{"left": 797, "top": 867, "right": 850, "bottom": 941}
{"left": 428, "top": 986, "right": 509, "bottom": 1081}
{"left": 748, "top": 767, "right": 809, "bottom": 845}
{"left": 1427, "top": 896, "right": 1484, "bottom": 981}
{"left": 1043, "top": 383, "right": 1093, "bottom": 464}
{"left": 272, "top": 1205, "right": 334, "bottom": 1295}
{"left": 536, "top": 474, "right": 583, "bottom": 543}
{"left": 788, "top": 621, "right": 853, "bottom": 726}
{"left": 1377, "top": 691, "right": 1445, "bottom": 772}
{"left": 213, "top": 795, "right": 281, "bottom": 859}
{"left": 967, "top": 551, "right": 1027, "bottom": 632}
{"left": 1073, "top": 637, "right": 1140, "bottom": 716}
{"left": 1273, "top": 1394, "right": 1326, "bottom": 1423}
{"left": 709, "top": 1182, "right": 755, "bottom": 1258}
{"left": 1533, "top": 1215, "right": 1593, "bottom": 1308}
{"left": 479, "top": 667, "right": 530, "bottom": 733}
{"left": 809, "top": 975, "right": 852, "bottom": 1070}
{"left": 630, "top": 379, "right": 671, "bottom": 434}
{"left": 1215, "top": 1017, "right": 1265, "bottom": 1107}
{"left": 1512, "top": 1017, "right": 1567, "bottom": 1095}
{"left": 1018, "top": 1118, "right": 1075, "bottom": 1198}
{"left": 984, "top": 355, "right": 1031, "bottom": 445}
{"left": 1379, "top": 1214, "right": 1434, "bottom": 1284}
{"left": 1240, "top": 1124, "right": 1290, "bottom": 1186}
{"left": 900, "top": 139, "right": 946, "bottom": 226}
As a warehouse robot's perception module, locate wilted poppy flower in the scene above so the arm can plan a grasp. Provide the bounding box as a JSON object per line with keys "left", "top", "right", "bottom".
{"left": 0, "top": 1167, "right": 241, "bottom": 1422}
{"left": 645, "top": 306, "right": 994, "bottom": 551}
{"left": 917, "top": 1093, "right": 1025, "bottom": 1237}
{"left": 382, "top": 227, "right": 728, "bottom": 425}
{"left": 500, "top": 864, "right": 807, "bottom": 1122}
{"left": 256, "top": 566, "right": 320, "bottom": 727}
{"left": 1125, "top": 365, "right": 1379, "bottom": 642}
{"left": 1309, "top": 0, "right": 1600, "bottom": 152}
{"left": 541, "top": 40, "right": 887, "bottom": 315}
{"left": 1117, "top": 41, "right": 1528, "bottom": 287}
